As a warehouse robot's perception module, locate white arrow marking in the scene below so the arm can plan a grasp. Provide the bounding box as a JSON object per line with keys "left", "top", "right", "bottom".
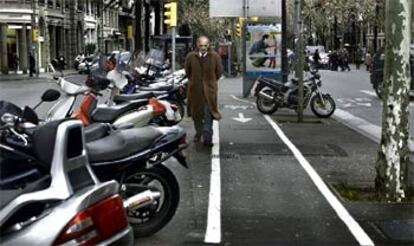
{"left": 342, "top": 103, "right": 353, "bottom": 108}
{"left": 232, "top": 113, "right": 252, "bottom": 123}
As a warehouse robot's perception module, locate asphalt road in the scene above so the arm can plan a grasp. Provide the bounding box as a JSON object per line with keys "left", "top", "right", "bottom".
{"left": 319, "top": 66, "right": 414, "bottom": 139}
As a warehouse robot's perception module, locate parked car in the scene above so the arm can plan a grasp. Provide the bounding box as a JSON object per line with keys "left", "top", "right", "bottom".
{"left": 306, "top": 45, "right": 330, "bottom": 69}
{"left": 370, "top": 45, "right": 414, "bottom": 99}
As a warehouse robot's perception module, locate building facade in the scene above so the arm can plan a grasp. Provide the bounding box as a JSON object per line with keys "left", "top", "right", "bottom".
{"left": 0, "top": 0, "right": 103, "bottom": 74}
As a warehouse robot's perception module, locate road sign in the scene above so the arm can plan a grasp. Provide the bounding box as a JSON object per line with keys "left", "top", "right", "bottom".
{"left": 209, "top": 0, "right": 281, "bottom": 17}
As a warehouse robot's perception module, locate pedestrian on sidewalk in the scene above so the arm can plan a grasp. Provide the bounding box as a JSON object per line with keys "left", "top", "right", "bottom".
{"left": 12, "top": 53, "right": 19, "bottom": 74}
{"left": 29, "top": 52, "right": 35, "bottom": 77}
{"left": 341, "top": 48, "right": 351, "bottom": 71}
{"left": 185, "top": 35, "right": 223, "bottom": 147}
{"left": 365, "top": 51, "right": 372, "bottom": 71}
{"left": 355, "top": 46, "right": 364, "bottom": 70}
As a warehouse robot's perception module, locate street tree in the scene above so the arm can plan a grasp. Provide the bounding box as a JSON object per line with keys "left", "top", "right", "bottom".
{"left": 375, "top": 0, "right": 411, "bottom": 201}
{"left": 177, "top": 0, "right": 231, "bottom": 43}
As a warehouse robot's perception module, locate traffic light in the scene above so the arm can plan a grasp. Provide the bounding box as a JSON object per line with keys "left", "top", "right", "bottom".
{"left": 32, "top": 28, "right": 39, "bottom": 42}
{"left": 127, "top": 25, "right": 133, "bottom": 39}
{"left": 164, "top": 2, "right": 177, "bottom": 27}
{"left": 235, "top": 17, "right": 244, "bottom": 37}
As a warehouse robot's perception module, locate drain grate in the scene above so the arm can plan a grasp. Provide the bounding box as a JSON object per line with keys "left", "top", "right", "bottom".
{"left": 375, "top": 221, "right": 414, "bottom": 242}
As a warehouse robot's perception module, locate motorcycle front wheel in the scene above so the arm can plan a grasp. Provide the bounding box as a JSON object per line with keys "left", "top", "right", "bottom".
{"left": 122, "top": 164, "right": 179, "bottom": 238}
{"left": 256, "top": 88, "right": 278, "bottom": 114}
{"left": 310, "top": 94, "right": 336, "bottom": 118}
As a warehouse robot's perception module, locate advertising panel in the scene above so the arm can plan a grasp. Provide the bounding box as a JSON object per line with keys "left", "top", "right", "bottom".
{"left": 246, "top": 23, "right": 282, "bottom": 78}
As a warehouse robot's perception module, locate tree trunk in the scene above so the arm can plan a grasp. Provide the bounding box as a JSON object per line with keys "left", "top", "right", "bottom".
{"left": 375, "top": 0, "right": 411, "bottom": 202}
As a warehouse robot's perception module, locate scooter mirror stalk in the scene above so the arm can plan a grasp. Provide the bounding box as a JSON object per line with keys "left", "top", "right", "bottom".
{"left": 33, "top": 89, "right": 61, "bottom": 110}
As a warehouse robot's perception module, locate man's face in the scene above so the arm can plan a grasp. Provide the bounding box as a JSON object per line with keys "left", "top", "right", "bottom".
{"left": 198, "top": 38, "right": 209, "bottom": 54}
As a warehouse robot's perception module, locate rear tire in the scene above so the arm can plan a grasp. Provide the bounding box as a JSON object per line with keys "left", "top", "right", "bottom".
{"left": 256, "top": 88, "right": 278, "bottom": 114}
{"left": 123, "top": 165, "right": 179, "bottom": 238}
{"left": 310, "top": 94, "right": 336, "bottom": 118}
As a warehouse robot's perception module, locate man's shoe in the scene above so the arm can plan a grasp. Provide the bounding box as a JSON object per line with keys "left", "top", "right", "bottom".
{"left": 203, "top": 140, "right": 213, "bottom": 147}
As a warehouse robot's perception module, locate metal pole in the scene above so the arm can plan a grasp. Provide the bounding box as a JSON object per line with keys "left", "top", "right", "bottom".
{"left": 281, "top": 0, "right": 287, "bottom": 83}
{"left": 171, "top": 27, "right": 176, "bottom": 74}
{"left": 242, "top": 0, "right": 248, "bottom": 97}
{"left": 297, "top": 0, "right": 304, "bottom": 122}
{"left": 227, "top": 43, "right": 231, "bottom": 76}
{"left": 31, "top": 0, "right": 39, "bottom": 77}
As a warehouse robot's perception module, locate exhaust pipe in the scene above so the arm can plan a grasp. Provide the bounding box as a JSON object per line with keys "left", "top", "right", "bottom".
{"left": 258, "top": 91, "right": 274, "bottom": 101}
{"left": 123, "top": 190, "right": 161, "bottom": 211}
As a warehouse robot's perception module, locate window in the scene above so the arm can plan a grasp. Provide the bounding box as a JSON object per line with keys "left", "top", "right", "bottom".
{"left": 65, "top": 0, "right": 69, "bottom": 9}
{"left": 39, "top": 0, "right": 45, "bottom": 6}
{"left": 56, "top": 0, "right": 61, "bottom": 9}
{"left": 47, "top": 0, "right": 54, "bottom": 9}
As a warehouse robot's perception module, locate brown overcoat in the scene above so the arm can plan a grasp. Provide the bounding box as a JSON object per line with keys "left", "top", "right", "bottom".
{"left": 185, "top": 50, "right": 223, "bottom": 120}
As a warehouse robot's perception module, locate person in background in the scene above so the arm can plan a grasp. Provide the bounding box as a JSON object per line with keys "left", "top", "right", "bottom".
{"left": 365, "top": 51, "right": 372, "bottom": 71}
{"left": 185, "top": 36, "right": 223, "bottom": 147}
{"left": 355, "top": 47, "right": 364, "bottom": 70}
{"left": 12, "top": 53, "right": 19, "bottom": 74}
{"left": 29, "top": 52, "right": 35, "bottom": 77}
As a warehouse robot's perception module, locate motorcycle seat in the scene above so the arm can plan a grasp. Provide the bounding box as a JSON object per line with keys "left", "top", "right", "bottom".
{"left": 84, "top": 123, "right": 111, "bottom": 142}
{"left": 113, "top": 91, "right": 155, "bottom": 104}
{"left": 86, "top": 126, "right": 162, "bottom": 163}
{"left": 139, "top": 83, "right": 174, "bottom": 92}
{"left": 91, "top": 100, "right": 148, "bottom": 123}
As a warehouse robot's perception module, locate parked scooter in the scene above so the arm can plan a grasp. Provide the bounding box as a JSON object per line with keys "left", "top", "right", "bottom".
{"left": 107, "top": 52, "right": 188, "bottom": 117}
{"left": 255, "top": 70, "right": 336, "bottom": 118}
{"left": 44, "top": 74, "right": 181, "bottom": 127}
{"left": 0, "top": 101, "right": 134, "bottom": 245}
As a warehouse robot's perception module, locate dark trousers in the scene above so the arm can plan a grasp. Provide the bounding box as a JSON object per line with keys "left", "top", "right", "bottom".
{"left": 194, "top": 104, "right": 213, "bottom": 142}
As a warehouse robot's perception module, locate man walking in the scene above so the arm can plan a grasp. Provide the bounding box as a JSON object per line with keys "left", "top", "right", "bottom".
{"left": 185, "top": 36, "right": 223, "bottom": 147}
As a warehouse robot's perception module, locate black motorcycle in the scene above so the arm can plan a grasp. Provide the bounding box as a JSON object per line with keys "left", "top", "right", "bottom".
{"left": 255, "top": 70, "right": 336, "bottom": 118}
{"left": 1, "top": 100, "right": 189, "bottom": 238}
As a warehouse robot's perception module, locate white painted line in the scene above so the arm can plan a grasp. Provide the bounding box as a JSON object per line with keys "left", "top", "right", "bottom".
{"left": 231, "top": 95, "right": 256, "bottom": 106}
{"left": 360, "top": 90, "right": 377, "bottom": 97}
{"left": 263, "top": 115, "right": 375, "bottom": 246}
{"left": 334, "top": 109, "right": 414, "bottom": 152}
{"left": 204, "top": 120, "right": 221, "bottom": 244}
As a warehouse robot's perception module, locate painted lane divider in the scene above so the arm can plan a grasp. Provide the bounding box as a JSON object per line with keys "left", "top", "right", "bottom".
{"left": 204, "top": 120, "right": 221, "bottom": 244}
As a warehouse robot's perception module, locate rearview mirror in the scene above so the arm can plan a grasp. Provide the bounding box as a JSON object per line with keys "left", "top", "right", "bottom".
{"left": 41, "top": 89, "right": 61, "bottom": 102}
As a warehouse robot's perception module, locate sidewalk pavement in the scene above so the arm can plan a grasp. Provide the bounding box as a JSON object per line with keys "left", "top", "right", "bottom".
{"left": 0, "top": 69, "right": 78, "bottom": 82}
{"left": 220, "top": 76, "right": 414, "bottom": 245}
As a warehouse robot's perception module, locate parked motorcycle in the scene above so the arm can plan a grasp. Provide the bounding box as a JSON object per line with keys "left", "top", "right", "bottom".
{"left": 107, "top": 52, "right": 188, "bottom": 118}
{"left": 1, "top": 100, "right": 189, "bottom": 238}
{"left": 255, "top": 70, "right": 336, "bottom": 118}
{"left": 0, "top": 101, "right": 134, "bottom": 245}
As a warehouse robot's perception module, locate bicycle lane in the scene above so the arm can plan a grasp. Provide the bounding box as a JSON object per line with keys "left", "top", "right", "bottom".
{"left": 215, "top": 80, "right": 371, "bottom": 245}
